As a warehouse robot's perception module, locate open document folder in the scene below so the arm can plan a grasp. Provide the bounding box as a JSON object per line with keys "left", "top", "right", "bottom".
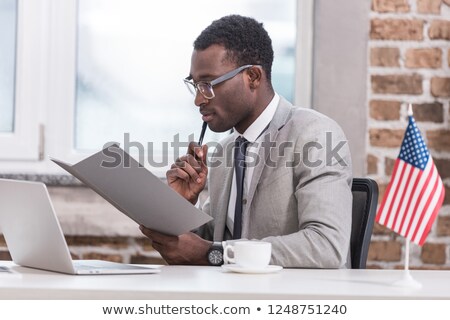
{"left": 51, "top": 145, "right": 212, "bottom": 236}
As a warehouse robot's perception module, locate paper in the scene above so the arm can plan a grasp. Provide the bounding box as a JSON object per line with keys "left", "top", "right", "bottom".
{"left": 51, "top": 145, "right": 212, "bottom": 236}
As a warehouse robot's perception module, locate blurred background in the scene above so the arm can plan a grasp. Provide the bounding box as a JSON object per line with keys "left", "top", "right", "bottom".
{"left": 0, "top": 0, "right": 449, "bottom": 269}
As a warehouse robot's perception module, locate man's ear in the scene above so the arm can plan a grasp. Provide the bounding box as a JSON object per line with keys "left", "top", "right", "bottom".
{"left": 246, "top": 66, "right": 262, "bottom": 89}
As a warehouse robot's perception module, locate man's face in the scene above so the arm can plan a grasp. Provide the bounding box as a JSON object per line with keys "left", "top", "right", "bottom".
{"left": 189, "top": 44, "right": 256, "bottom": 133}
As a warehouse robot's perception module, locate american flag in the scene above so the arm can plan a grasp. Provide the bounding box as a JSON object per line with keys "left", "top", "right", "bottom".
{"left": 376, "top": 112, "right": 445, "bottom": 246}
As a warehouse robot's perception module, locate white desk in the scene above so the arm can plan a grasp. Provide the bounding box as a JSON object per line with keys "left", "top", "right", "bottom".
{"left": 1, "top": 261, "right": 450, "bottom": 299}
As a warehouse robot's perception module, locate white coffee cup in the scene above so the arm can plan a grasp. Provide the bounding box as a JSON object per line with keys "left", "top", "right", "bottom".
{"left": 224, "top": 241, "right": 271, "bottom": 269}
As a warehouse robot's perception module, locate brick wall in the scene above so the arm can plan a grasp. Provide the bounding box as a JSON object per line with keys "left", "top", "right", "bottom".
{"left": 0, "top": 234, "right": 166, "bottom": 265}
{"left": 367, "top": 0, "right": 450, "bottom": 269}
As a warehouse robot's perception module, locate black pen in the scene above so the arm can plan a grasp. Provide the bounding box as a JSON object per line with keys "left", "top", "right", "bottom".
{"left": 198, "top": 121, "right": 207, "bottom": 146}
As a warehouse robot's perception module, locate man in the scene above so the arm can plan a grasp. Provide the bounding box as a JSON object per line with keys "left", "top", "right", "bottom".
{"left": 140, "top": 15, "right": 353, "bottom": 268}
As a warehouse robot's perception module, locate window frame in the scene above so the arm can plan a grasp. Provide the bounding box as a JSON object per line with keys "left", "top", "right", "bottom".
{"left": 0, "top": 0, "right": 45, "bottom": 161}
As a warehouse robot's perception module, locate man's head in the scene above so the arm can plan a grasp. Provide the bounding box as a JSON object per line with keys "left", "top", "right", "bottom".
{"left": 193, "top": 15, "right": 274, "bottom": 81}
{"left": 187, "top": 15, "right": 275, "bottom": 134}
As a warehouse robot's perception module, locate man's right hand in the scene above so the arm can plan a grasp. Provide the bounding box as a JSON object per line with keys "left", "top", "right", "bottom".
{"left": 166, "top": 142, "right": 208, "bottom": 204}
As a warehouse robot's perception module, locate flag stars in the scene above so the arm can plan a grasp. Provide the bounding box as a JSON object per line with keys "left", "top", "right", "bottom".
{"left": 399, "top": 118, "right": 430, "bottom": 168}
{"left": 379, "top": 115, "right": 444, "bottom": 247}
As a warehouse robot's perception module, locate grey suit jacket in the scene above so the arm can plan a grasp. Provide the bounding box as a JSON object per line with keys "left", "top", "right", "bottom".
{"left": 198, "top": 97, "right": 353, "bottom": 268}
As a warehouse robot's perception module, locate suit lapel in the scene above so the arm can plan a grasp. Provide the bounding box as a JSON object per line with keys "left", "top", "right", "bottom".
{"left": 212, "top": 137, "right": 234, "bottom": 241}
{"left": 242, "top": 97, "right": 293, "bottom": 236}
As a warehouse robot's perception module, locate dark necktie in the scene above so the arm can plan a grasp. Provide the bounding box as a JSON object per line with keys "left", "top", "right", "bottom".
{"left": 233, "top": 136, "right": 249, "bottom": 239}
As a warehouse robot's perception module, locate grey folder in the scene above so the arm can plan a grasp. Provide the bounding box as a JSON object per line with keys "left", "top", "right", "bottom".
{"left": 51, "top": 145, "right": 212, "bottom": 236}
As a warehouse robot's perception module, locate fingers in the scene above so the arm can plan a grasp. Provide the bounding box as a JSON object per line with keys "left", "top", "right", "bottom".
{"left": 139, "top": 228, "right": 211, "bottom": 265}
{"left": 139, "top": 226, "right": 175, "bottom": 244}
{"left": 170, "top": 156, "right": 202, "bottom": 184}
{"left": 167, "top": 143, "right": 208, "bottom": 184}
{"left": 139, "top": 226, "right": 180, "bottom": 264}
{"left": 188, "top": 141, "right": 204, "bottom": 159}
{"left": 188, "top": 142, "right": 208, "bottom": 174}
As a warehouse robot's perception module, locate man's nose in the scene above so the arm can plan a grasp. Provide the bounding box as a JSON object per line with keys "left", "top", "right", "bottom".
{"left": 194, "top": 91, "right": 209, "bottom": 107}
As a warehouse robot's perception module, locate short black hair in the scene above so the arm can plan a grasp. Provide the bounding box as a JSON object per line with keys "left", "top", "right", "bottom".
{"left": 194, "top": 15, "right": 274, "bottom": 81}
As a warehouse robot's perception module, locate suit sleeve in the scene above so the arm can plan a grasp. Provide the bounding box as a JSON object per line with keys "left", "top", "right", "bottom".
{"left": 261, "top": 117, "right": 353, "bottom": 268}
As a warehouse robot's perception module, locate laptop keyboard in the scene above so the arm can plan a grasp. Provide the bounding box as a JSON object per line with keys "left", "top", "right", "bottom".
{"left": 73, "top": 260, "right": 148, "bottom": 270}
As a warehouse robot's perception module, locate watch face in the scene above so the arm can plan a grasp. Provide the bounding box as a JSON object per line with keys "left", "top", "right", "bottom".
{"left": 208, "top": 250, "right": 223, "bottom": 266}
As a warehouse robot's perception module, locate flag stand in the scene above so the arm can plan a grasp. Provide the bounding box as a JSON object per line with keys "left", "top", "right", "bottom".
{"left": 392, "top": 239, "right": 422, "bottom": 288}
{"left": 376, "top": 103, "right": 444, "bottom": 289}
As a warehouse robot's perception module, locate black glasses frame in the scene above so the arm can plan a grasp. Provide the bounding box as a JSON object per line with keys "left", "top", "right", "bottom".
{"left": 183, "top": 64, "right": 256, "bottom": 99}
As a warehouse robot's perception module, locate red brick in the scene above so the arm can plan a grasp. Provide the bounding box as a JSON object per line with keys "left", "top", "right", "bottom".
{"left": 437, "top": 216, "right": 450, "bottom": 236}
{"left": 0, "top": 251, "right": 12, "bottom": 261}
{"left": 372, "top": 0, "right": 410, "bottom": 12}
{"left": 373, "top": 222, "right": 396, "bottom": 236}
{"left": 421, "top": 243, "right": 446, "bottom": 264}
{"left": 370, "top": 100, "right": 401, "bottom": 120}
{"left": 431, "top": 77, "right": 450, "bottom": 97}
{"left": 69, "top": 252, "right": 81, "bottom": 260}
{"left": 366, "top": 264, "right": 384, "bottom": 269}
{"left": 434, "top": 158, "right": 450, "bottom": 179}
{"left": 80, "top": 253, "right": 124, "bottom": 263}
{"left": 412, "top": 102, "right": 444, "bottom": 122}
{"left": 130, "top": 254, "right": 167, "bottom": 265}
{"left": 445, "top": 185, "right": 450, "bottom": 205}
{"left": 370, "top": 47, "right": 400, "bottom": 67}
{"left": 417, "top": 0, "right": 442, "bottom": 14}
{"left": 367, "top": 154, "right": 378, "bottom": 175}
{"left": 368, "top": 241, "right": 402, "bottom": 261}
{"left": 371, "top": 74, "right": 423, "bottom": 95}
{"left": 370, "top": 19, "right": 424, "bottom": 40}
{"left": 65, "top": 236, "right": 129, "bottom": 249}
{"left": 427, "top": 130, "right": 450, "bottom": 151}
{"left": 135, "top": 238, "right": 156, "bottom": 251}
{"left": 429, "top": 20, "right": 450, "bottom": 40}
{"left": 405, "top": 48, "right": 442, "bottom": 69}
{"left": 377, "top": 183, "right": 388, "bottom": 204}
{"left": 385, "top": 157, "right": 396, "bottom": 176}
{"left": 369, "top": 128, "right": 407, "bottom": 147}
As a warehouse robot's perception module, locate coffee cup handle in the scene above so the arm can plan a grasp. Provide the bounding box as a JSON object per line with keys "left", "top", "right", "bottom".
{"left": 223, "top": 244, "right": 235, "bottom": 264}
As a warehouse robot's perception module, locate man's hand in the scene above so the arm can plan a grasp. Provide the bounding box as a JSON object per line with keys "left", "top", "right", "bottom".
{"left": 166, "top": 142, "right": 208, "bottom": 204}
{"left": 139, "top": 225, "right": 211, "bottom": 265}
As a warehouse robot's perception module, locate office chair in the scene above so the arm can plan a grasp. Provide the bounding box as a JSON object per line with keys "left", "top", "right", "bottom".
{"left": 351, "top": 178, "right": 378, "bottom": 269}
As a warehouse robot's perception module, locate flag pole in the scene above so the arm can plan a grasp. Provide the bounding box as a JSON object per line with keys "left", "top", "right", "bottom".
{"left": 392, "top": 239, "right": 421, "bottom": 288}
{"left": 404, "top": 239, "right": 410, "bottom": 272}
{"left": 407, "top": 103, "right": 413, "bottom": 117}
{"left": 392, "top": 104, "right": 422, "bottom": 288}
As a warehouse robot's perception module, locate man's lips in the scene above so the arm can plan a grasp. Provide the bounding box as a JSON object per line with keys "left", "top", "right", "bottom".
{"left": 201, "top": 112, "right": 214, "bottom": 122}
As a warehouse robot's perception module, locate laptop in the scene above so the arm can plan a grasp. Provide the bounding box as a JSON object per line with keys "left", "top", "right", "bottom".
{"left": 0, "top": 178, "right": 161, "bottom": 275}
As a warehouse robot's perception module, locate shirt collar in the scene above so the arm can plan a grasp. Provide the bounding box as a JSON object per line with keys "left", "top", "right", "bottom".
{"left": 233, "top": 93, "right": 280, "bottom": 143}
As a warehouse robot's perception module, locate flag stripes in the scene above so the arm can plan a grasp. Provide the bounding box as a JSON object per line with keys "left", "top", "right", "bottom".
{"left": 376, "top": 115, "right": 445, "bottom": 246}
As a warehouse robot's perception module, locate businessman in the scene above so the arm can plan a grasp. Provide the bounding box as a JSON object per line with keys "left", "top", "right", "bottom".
{"left": 140, "top": 15, "right": 353, "bottom": 268}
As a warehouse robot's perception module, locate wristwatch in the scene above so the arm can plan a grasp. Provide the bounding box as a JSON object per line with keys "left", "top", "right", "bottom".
{"left": 207, "top": 241, "right": 224, "bottom": 266}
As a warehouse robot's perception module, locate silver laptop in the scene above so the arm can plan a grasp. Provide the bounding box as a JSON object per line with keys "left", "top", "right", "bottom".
{"left": 0, "top": 178, "right": 161, "bottom": 275}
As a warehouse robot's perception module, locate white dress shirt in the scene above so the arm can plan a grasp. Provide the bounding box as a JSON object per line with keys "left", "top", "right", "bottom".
{"left": 226, "top": 93, "right": 280, "bottom": 235}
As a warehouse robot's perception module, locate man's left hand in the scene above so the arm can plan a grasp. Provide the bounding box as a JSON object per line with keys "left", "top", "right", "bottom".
{"left": 139, "top": 226, "right": 211, "bottom": 265}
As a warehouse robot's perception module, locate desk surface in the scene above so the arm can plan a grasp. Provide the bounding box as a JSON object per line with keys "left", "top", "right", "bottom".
{"left": 1, "top": 261, "right": 450, "bottom": 299}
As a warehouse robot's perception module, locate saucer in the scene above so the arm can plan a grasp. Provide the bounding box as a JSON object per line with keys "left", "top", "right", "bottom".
{"left": 221, "top": 264, "right": 283, "bottom": 274}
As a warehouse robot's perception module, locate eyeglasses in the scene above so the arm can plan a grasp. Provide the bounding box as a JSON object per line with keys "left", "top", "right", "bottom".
{"left": 183, "top": 64, "right": 255, "bottom": 100}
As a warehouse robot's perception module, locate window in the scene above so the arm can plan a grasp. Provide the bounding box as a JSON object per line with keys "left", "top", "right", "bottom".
{"left": 0, "top": 0, "right": 41, "bottom": 161}
{"left": 0, "top": 0, "right": 313, "bottom": 175}
{"left": 75, "top": 0, "right": 297, "bottom": 163}
{"left": 0, "top": 0, "right": 16, "bottom": 133}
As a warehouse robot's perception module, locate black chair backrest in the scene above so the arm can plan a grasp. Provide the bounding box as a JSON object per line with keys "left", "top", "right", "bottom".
{"left": 351, "top": 178, "right": 378, "bottom": 269}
